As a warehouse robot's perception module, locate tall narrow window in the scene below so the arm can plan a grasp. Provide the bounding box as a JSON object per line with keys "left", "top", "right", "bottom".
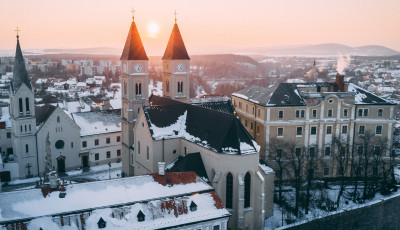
{"left": 139, "top": 83, "right": 142, "bottom": 95}
{"left": 166, "top": 81, "right": 169, "bottom": 93}
{"left": 25, "top": 98, "right": 30, "bottom": 114}
{"left": 25, "top": 144, "right": 29, "bottom": 153}
{"left": 19, "top": 98, "right": 23, "bottom": 114}
{"left": 244, "top": 172, "right": 251, "bottom": 208}
{"left": 135, "top": 83, "right": 139, "bottom": 95}
{"left": 146, "top": 146, "right": 149, "bottom": 160}
{"left": 226, "top": 173, "right": 233, "bottom": 209}
{"left": 124, "top": 81, "right": 127, "bottom": 96}
{"left": 138, "top": 141, "right": 141, "bottom": 154}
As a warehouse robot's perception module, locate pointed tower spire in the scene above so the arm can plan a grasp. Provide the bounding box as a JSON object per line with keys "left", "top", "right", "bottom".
{"left": 12, "top": 29, "right": 32, "bottom": 93}
{"left": 162, "top": 12, "right": 190, "bottom": 60}
{"left": 120, "top": 11, "right": 148, "bottom": 61}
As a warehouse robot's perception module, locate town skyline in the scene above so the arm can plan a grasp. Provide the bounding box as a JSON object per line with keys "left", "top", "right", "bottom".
{"left": 1, "top": 0, "right": 400, "bottom": 55}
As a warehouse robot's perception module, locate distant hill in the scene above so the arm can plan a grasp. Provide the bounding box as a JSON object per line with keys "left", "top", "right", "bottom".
{"left": 257, "top": 43, "right": 400, "bottom": 57}
{"left": 43, "top": 47, "right": 121, "bottom": 55}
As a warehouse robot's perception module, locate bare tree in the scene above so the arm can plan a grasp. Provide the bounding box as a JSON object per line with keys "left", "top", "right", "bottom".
{"left": 269, "top": 138, "right": 288, "bottom": 208}
{"left": 332, "top": 134, "right": 350, "bottom": 207}
{"left": 304, "top": 145, "right": 319, "bottom": 214}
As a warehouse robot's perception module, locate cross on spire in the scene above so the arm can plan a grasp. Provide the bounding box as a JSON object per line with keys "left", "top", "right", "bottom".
{"left": 15, "top": 27, "right": 20, "bottom": 39}
{"left": 131, "top": 8, "right": 135, "bottom": 21}
{"left": 174, "top": 10, "right": 177, "bottom": 24}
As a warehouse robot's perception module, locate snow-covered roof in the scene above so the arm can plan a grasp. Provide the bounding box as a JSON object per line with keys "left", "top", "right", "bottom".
{"left": 145, "top": 96, "right": 259, "bottom": 155}
{"left": 72, "top": 109, "right": 121, "bottom": 136}
{"left": 109, "top": 99, "right": 122, "bottom": 110}
{"left": 56, "top": 101, "right": 91, "bottom": 114}
{"left": 0, "top": 172, "right": 229, "bottom": 228}
{"left": 347, "top": 83, "right": 395, "bottom": 105}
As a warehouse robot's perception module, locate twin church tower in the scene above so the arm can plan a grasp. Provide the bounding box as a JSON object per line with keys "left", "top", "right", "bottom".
{"left": 120, "top": 12, "right": 190, "bottom": 169}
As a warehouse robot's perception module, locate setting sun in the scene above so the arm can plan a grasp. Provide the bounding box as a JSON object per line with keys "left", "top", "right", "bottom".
{"left": 147, "top": 22, "right": 159, "bottom": 38}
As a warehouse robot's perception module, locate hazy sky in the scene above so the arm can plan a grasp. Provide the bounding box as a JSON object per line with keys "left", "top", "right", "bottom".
{"left": 1, "top": 0, "right": 399, "bottom": 55}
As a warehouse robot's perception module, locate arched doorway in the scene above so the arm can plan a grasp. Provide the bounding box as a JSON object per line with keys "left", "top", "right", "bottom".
{"left": 57, "top": 155, "right": 66, "bottom": 174}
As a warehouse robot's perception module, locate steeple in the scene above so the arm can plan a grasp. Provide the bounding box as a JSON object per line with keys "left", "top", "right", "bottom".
{"left": 120, "top": 14, "right": 148, "bottom": 61}
{"left": 12, "top": 32, "right": 32, "bottom": 93}
{"left": 162, "top": 15, "right": 190, "bottom": 60}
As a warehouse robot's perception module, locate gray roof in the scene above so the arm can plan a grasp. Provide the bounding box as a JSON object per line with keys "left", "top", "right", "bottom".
{"left": 11, "top": 37, "right": 32, "bottom": 93}
{"left": 232, "top": 84, "right": 305, "bottom": 107}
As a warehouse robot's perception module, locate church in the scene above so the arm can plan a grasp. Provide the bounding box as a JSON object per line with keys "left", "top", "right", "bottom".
{"left": 120, "top": 13, "right": 274, "bottom": 229}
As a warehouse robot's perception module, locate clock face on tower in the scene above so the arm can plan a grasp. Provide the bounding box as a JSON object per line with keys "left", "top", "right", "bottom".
{"left": 135, "top": 64, "right": 142, "bottom": 73}
{"left": 177, "top": 64, "right": 184, "bottom": 72}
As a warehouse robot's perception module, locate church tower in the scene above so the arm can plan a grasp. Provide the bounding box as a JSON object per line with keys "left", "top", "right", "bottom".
{"left": 120, "top": 12, "right": 149, "bottom": 176}
{"left": 162, "top": 12, "right": 190, "bottom": 102}
{"left": 9, "top": 31, "right": 38, "bottom": 178}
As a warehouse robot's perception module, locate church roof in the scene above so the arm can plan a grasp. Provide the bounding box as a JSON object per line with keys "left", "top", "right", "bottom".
{"left": 191, "top": 101, "right": 235, "bottom": 115}
{"left": 162, "top": 23, "right": 190, "bottom": 60}
{"left": 144, "top": 96, "right": 259, "bottom": 155}
{"left": 120, "top": 20, "right": 148, "bottom": 60}
{"left": 35, "top": 104, "right": 57, "bottom": 127}
{"left": 166, "top": 153, "right": 209, "bottom": 182}
{"left": 11, "top": 36, "right": 32, "bottom": 93}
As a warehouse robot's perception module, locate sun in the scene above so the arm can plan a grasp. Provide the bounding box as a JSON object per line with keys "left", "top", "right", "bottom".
{"left": 147, "top": 22, "right": 159, "bottom": 38}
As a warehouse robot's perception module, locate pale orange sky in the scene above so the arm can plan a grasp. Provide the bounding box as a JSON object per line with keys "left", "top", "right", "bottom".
{"left": 1, "top": 0, "right": 399, "bottom": 55}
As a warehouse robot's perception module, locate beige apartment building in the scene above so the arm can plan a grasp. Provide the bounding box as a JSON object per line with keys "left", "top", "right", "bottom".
{"left": 232, "top": 75, "right": 397, "bottom": 178}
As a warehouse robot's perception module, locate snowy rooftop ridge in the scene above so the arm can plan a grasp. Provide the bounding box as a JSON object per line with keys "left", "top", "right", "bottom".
{"left": 0, "top": 172, "right": 215, "bottom": 224}
{"left": 71, "top": 109, "right": 121, "bottom": 136}
{"left": 347, "top": 83, "right": 395, "bottom": 105}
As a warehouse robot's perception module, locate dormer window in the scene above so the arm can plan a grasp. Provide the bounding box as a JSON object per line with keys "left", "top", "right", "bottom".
{"left": 190, "top": 201, "right": 197, "bottom": 211}
{"left": 137, "top": 210, "right": 145, "bottom": 222}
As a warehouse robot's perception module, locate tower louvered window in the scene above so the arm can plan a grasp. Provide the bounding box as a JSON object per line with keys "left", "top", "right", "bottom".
{"left": 226, "top": 173, "right": 233, "bottom": 209}
{"left": 245, "top": 172, "right": 251, "bottom": 208}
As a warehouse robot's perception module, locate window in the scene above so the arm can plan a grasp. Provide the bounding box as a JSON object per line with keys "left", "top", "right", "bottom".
{"left": 95, "top": 153, "right": 99, "bottom": 161}
{"left": 376, "top": 125, "right": 382, "bottom": 135}
{"left": 343, "top": 109, "right": 348, "bottom": 117}
{"left": 327, "top": 109, "right": 333, "bottom": 117}
{"left": 117, "top": 136, "right": 121, "bottom": 142}
{"left": 295, "top": 148, "right": 301, "bottom": 156}
{"left": 29, "top": 125, "right": 31, "bottom": 131}
{"left": 357, "top": 145, "right": 364, "bottom": 155}
{"left": 25, "top": 98, "right": 30, "bottom": 114}
{"left": 146, "top": 146, "right": 149, "bottom": 160}
{"left": 55, "top": 140, "right": 64, "bottom": 149}
{"left": 258, "top": 109, "right": 261, "bottom": 117}
{"left": 57, "top": 116, "right": 60, "bottom": 123}
{"left": 20, "top": 126, "right": 23, "bottom": 132}
{"left": 374, "top": 146, "right": 381, "bottom": 155}
{"left": 177, "top": 81, "right": 183, "bottom": 93}
{"left": 359, "top": 125, "right": 365, "bottom": 135}
{"left": 378, "top": 108, "right": 383, "bottom": 117}
{"left": 173, "top": 150, "right": 177, "bottom": 154}
{"left": 358, "top": 108, "right": 368, "bottom": 117}
{"left": 244, "top": 172, "right": 251, "bottom": 208}
{"left": 94, "top": 139, "right": 99, "bottom": 146}
{"left": 296, "top": 110, "right": 305, "bottom": 118}
{"left": 257, "top": 125, "right": 260, "bottom": 134}
{"left": 309, "top": 147, "right": 315, "bottom": 157}
{"left": 277, "top": 127, "right": 284, "bottom": 137}
{"left": 310, "top": 126, "right": 317, "bottom": 135}
{"left": 312, "top": 109, "right": 317, "bottom": 118}
{"left": 326, "top": 125, "right": 332, "bottom": 134}
{"left": 71, "top": 142, "right": 73, "bottom": 148}
{"left": 226, "top": 173, "right": 233, "bottom": 209}
{"left": 277, "top": 149, "right": 283, "bottom": 158}
{"left": 278, "top": 110, "right": 284, "bottom": 119}
{"left": 252, "top": 107, "right": 255, "bottom": 114}
{"left": 246, "top": 104, "right": 248, "bottom": 112}
{"left": 7, "top": 132, "right": 11, "bottom": 138}
{"left": 341, "top": 125, "right": 348, "bottom": 134}
{"left": 296, "top": 126, "right": 302, "bottom": 136}
{"left": 82, "top": 141, "right": 87, "bottom": 148}
{"left": 19, "top": 98, "right": 23, "bottom": 114}
{"left": 137, "top": 141, "right": 141, "bottom": 154}
{"left": 166, "top": 81, "right": 169, "bottom": 93}
{"left": 117, "top": 149, "right": 121, "bottom": 157}
{"left": 135, "top": 83, "right": 142, "bottom": 95}
{"left": 245, "top": 119, "right": 248, "bottom": 127}
{"left": 250, "top": 122, "right": 253, "bottom": 130}
{"left": 123, "top": 81, "right": 127, "bottom": 96}
{"left": 106, "top": 151, "right": 111, "bottom": 158}
{"left": 106, "top": 137, "right": 110, "bottom": 144}
{"left": 25, "top": 144, "right": 29, "bottom": 153}
{"left": 324, "top": 168, "right": 330, "bottom": 176}
{"left": 325, "top": 146, "right": 331, "bottom": 156}
{"left": 213, "top": 225, "right": 220, "bottom": 230}
{"left": 239, "top": 101, "right": 242, "bottom": 109}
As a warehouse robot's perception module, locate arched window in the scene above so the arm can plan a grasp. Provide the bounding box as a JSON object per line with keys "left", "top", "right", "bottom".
{"left": 244, "top": 172, "right": 251, "bottom": 208}
{"left": 25, "top": 98, "right": 30, "bottom": 114}
{"left": 19, "top": 98, "right": 23, "bottom": 114}
{"left": 139, "top": 83, "right": 142, "bottom": 95}
{"left": 135, "top": 83, "right": 139, "bottom": 95}
{"left": 226, "top": 173, "right": 233, "bottom": 209}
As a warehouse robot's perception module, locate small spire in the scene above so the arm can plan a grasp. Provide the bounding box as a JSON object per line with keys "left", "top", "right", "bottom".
{"left": 174, "top": 10, "right": 177, "bottom": 24}
{"left": 131, "top": 8, "right": 135, "bottom": 21}
{"left": 15, "top": 27, "right": 20, "bottom": 39}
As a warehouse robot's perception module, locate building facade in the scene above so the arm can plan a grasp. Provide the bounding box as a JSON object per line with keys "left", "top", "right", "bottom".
{"left": 232, "top": 76, "right": 396, "bottom": 178}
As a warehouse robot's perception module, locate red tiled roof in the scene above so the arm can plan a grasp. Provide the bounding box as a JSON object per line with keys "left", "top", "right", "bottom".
{"left": 120, "top": 21, "right": 149, "bottom": 60}
{"left": 151, "top": 171, "right": 197, "bottom": 186}
{"left": 162, "top": 24, "right": 190, "bottom": 60}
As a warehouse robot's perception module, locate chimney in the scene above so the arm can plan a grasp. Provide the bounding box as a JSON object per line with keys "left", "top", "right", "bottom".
{"left": 103, "top": 100, "right": 111, "bottom": 110}
{"left": 158, "top": 162, "right": 165, "bottom": 176}
{"left": 79, "top": 98, "right": 85, "bottom": 109}
{"left": 335, "top": 74, "right": 345, "bottom": 92}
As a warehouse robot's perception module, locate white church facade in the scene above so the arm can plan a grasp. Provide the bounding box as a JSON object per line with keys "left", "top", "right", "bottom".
{"left": 120, "top": 14, "right": 274, "bottom": 229}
